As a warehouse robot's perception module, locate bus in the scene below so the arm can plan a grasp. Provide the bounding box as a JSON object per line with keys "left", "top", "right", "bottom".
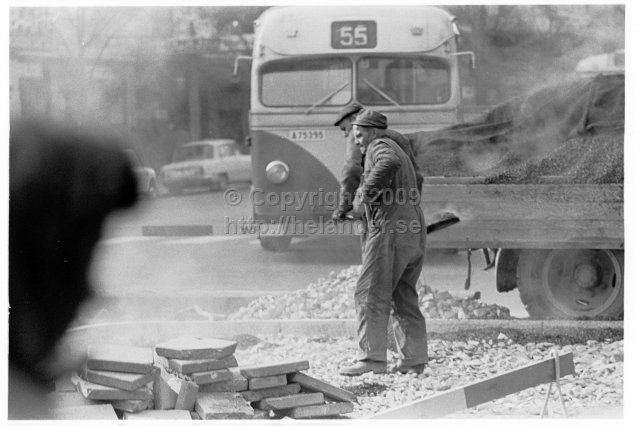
{"left": 247, "top": 6, "right": 470, "bottom": 250}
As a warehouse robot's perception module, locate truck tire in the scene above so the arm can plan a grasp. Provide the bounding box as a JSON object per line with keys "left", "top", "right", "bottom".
{"left": 516, "top": 249, "right": 623, "bottom": 319}
{"left": 259, "top": 236, "right": 292, "bottom": 251}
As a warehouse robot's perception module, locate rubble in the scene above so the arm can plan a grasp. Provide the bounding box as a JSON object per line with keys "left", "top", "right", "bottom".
{"left": 228, "top": 265, "right": 511, "bottom": 321}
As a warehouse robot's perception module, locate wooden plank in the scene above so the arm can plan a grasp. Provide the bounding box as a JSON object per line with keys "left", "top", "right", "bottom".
{"left": 370, "top": 352, "right": 574, "bottom": 419}
{"left": 287, "top": 372, "right": 357, "bottom": 403}
{"left": 239, "top": 360, "right": 310, "bottom": 379}
{"left": 278, "top": 402, "right": 354, "bottom": 419}
{"left": 257, "top": 392, "right": 325, "bottom": 411}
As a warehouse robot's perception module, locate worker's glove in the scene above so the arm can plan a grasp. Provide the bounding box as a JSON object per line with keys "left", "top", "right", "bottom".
{"left": 331, "top": 208, "right": 348, "bottom": 221}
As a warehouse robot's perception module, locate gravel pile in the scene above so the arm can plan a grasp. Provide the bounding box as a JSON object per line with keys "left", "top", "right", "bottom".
{"left": 414, "top": 73, "right": 624, "bottom": 184}
{"left": 227, "top": 265, "right": 511, "bottom": 321}
{"left": 233, "top": 334, "right": 623, "bottom": 418}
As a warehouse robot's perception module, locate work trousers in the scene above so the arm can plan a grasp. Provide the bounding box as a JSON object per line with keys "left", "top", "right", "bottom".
{"left": 355, "top": 219, "right": 429, "bottom": 366}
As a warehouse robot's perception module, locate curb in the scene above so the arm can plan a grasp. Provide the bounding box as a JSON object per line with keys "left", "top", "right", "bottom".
{"left": 64, "top": 319, "right": 624, "bottom": 348}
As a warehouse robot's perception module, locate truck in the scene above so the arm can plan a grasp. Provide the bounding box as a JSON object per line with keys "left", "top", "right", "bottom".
{"left": 242, "top": 6, "right": 624, "bottom": 319}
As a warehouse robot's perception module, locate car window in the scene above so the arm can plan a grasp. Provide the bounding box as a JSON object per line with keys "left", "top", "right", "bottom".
{"left": 174, "top": 144, "right": 215, "bottom": 162}
{"left": 217, "top": 144, "right": 235, "bottom": 158}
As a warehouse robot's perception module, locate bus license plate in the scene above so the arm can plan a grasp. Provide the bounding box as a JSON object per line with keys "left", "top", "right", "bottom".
{"left": 289, "top": 130, "right": 326, "bottom": 141}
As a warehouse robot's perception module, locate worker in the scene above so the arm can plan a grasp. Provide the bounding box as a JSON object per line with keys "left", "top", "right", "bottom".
{"left": 8, "top": 120, "right": 138, "bottom": 419}
{"left": 332, "top": 102, "right": 366, "bottom": 220}
{"left": 332, "top": 105, "right": 423, "bottom": 221}
{"left": 339, "top": 110, "right": 429, "bottom": 376}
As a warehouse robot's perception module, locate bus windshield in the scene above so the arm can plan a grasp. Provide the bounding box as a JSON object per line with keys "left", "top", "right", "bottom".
{"left": 356, "top": 56, "right": 451, "bottom": 105}
{"left": 260, "top": 57, "right": 351, "bottom": 107}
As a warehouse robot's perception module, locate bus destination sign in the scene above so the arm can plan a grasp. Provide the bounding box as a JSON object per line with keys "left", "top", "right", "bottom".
{"left": 331, "top": 21, "right": 377, "bottom": 49}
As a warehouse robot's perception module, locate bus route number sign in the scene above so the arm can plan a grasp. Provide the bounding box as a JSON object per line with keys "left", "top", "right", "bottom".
{"left": 331, "top": 21, "right": 377, "bottom": 49}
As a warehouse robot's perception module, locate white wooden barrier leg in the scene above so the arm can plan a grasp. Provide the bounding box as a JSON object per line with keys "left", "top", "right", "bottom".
{"left": 540, "top": 350, "right": 569, "bottom": 418}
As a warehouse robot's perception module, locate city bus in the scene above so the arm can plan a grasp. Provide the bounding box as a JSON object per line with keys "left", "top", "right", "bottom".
{"left": 247, "top": 6, "right": 470, "bottom": 250}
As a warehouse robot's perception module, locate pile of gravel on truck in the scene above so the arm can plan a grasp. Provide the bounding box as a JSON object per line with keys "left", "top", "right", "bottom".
{"left": 410, "top": 73, "right": 624, "bottom": 183}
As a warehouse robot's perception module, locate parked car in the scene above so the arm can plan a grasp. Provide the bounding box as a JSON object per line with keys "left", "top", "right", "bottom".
{"left": 160, "top": 139, "right": 251, "bottom": 195}
{"left": 124, "top": 149, "right": 158, "bottom": 198}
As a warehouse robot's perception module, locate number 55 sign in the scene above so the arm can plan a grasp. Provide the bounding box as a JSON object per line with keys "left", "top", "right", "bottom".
{"left": 331, "top": 21, "right": 377, "bottom": 49}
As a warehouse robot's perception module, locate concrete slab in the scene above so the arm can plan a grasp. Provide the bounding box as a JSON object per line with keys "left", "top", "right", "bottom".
{"left": 256, "top": 392, "right": 325, "bottom": 411}
{"left": 83, "top": 367, "right": 157, "bottom": 391}
{"left": 288, "top": 372, "right": 357, "bottom": 403}
{"left": 199, "top": 370, "right": 248, "bottom": 392}
{"left": 123, "top": 409, "right": 192, "bottom": 420}
{"left": 87, "top": 344, "right": 154, "bottom": 374}
{"left": 110, "top": 399, "right": 152, "bottom": 413}
{"left": 240, "top": 360, "right": 309, "bottom": 379}
{"left": 51, "top": 404, "right": 119, "bottom": 420}
{"left": 73, "top": 374, "right": 153, "bottom": 401}
{"left": 155, "top": 336, "right": 237, "bottom": 360}
{"left": 189, "top": 368, "right": 233, "bottom": 385}
{"left": 248, "top": 374, "right": 287, "bottom": 390}
{"left": 241, "top": 383, "right": 301, "bottom": 402}
{"left": 157, "top": 354, "right": 238, "bottom": 374}
{"left": 195, "top": 392, "right": 255, "bottom": 420}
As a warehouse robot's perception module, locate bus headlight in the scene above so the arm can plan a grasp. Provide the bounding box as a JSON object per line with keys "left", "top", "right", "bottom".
{"left": 265, "top": 160, "right": 290, "bottom": 184}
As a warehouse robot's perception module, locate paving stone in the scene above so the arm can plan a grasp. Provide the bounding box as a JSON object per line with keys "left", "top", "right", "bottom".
{"left": 47, "top": 391, "right": 99, "bottom": 408}
{"left": 51, "top": 404, "right": 118, "bottom": 420}
{"left": 156, "top": 354, "right": 239, "bottom": 374}
{"left": 287, "top": 372, "right": 357, "bottom": 403}
{"left": 256, "top": 392, "right": 325, "bottom": 411}
{"left": 195, "top": 392, "right": 255, "bottom": 420}
{"left": 253, "top": 409, "right": 269, "bottom": 419}
{"left": 190, "top": 411, "right": 202, "bottom": 420}
{"left": 155, "top": 337, "right": 237, "bottom": 360}
{"left": 240, "top": 360, "right": 309, "bottom": 378}
{"left": 249, "top": 374, "right": 287, "bottom": 390}
{"left": 83, "top": 367, "right": 158, "bottom": 391}
{"left": 241, "top": 383, "right": 301, "bottom": 402}
{"left": 277, "top": 401, "right": 354, "bottom": 419}
{"left": 175, "top": 380, "right": 199, "bottom": 411}
{"left": 111, "top": 399, "right": 153, "bottom": 413}
{"left": 153, "top": 374, "right": 178, "bottom": 410}
{"left": 87, "top": 344, "right": 154, "bottom": 374}
{"left": 123, "top": 409, "right": 192, "bottom": 420}
{"left": 199, "top": 370, "right": 248, "bottom": 392}
{"left": 73, "top": 374, "right": 153, "bottom": 401}
{"left": 189, "top": 368, "right": 234, "bottom": 385}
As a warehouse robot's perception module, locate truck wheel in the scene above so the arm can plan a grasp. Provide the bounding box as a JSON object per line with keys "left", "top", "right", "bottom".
{"left": 517, "top": 249, "right": 623, "bottom": 319}
{"left": 259, "top": 236, "right": 292, "bottom": 251}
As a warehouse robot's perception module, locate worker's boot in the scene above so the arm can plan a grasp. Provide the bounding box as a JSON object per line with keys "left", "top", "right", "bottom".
{"left": 389, "top": 362, "right": 426, "bottom": 375}
{"left": 339, "top": 360, "right": 387, "bottom": 376}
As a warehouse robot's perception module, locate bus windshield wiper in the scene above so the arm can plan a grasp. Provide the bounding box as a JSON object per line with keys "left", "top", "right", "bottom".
{"left": 305, "top": 81, "right": 350, "bottom": 115}
{"left": 364, "top": 79, "right": 402, "bottom": 108}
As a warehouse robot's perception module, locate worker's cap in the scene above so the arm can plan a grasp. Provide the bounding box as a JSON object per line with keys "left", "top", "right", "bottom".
{"left": 352, "top": 110, "right": 388, "bottom": 129}
{"left": 333, "top": 103, "right": 364, "bottom": 126}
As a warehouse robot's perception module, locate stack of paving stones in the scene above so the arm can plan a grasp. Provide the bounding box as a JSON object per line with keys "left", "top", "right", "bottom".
{"left": 239, "top": 360, "right": 356, "bottom": 419}
{"left": 47, "top": 337, "right": 357, "bottom": 420}
{"left": 50, "top": 344, "right": 158, "bottom": 420}
{"left": 153, "top": 336, "right": 256, "bottom": 420}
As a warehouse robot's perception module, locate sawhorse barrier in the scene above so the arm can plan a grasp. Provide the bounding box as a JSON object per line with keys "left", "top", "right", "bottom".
{"left": 369, "top": 351, "right": 574, "bottom": 419}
